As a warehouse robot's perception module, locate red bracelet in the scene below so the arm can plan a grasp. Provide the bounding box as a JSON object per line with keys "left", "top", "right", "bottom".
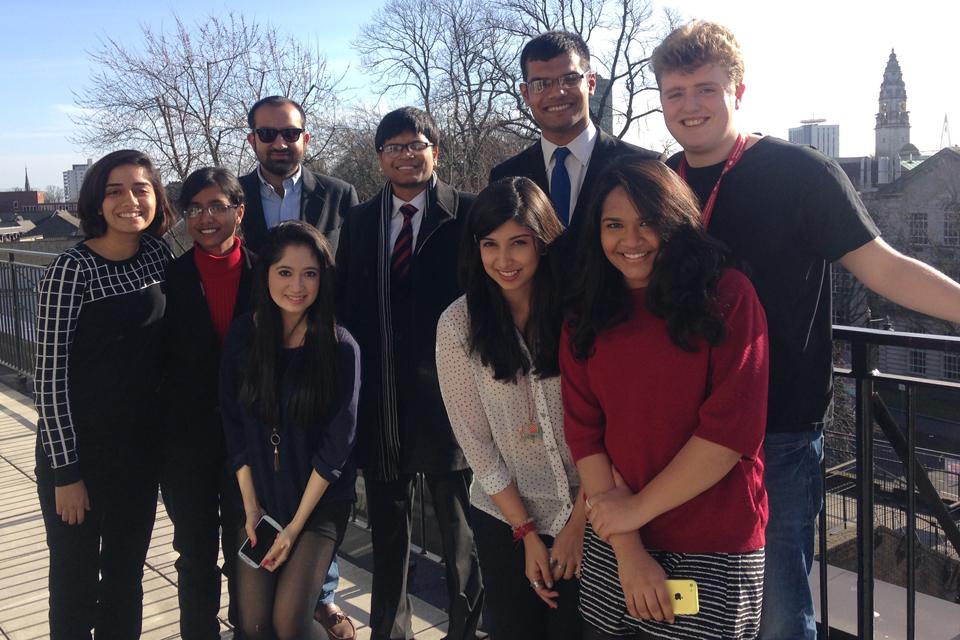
{"left": 512, "top": 518, "right": 536, "bottom": 542}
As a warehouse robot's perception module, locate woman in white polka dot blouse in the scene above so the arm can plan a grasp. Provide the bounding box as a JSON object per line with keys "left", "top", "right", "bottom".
{"left": 437, "top": 177, "right": 586, "bottom": 640}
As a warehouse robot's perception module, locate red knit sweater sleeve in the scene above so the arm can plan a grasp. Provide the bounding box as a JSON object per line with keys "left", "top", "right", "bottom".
{"left": 559, "top": 323, "right": 608, "bottom": 463}
{"left": 694, "top": 269, "right": 769, "bottom": 458}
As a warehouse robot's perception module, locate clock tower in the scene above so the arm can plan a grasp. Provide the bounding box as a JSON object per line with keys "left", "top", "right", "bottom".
{"left": 875, "top": 49, "right": 912, "bottom": 164}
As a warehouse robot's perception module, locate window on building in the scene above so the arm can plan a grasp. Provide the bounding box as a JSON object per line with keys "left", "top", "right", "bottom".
{"left": 832, "top": 269, "right": 851, "bottom": 295}
{"left": 910, "top": 212, "right": 929, "bottom": 245}
{"left": 945, "top": 216, "right": 960, "bottom": 247}
{"left": 943, "top": 354, "right": 960, "bottom": 381}
{"left": 909, "top": 349, "right": 927, "bottom": 375}
{"left": 832, "top": 308, "right": 846, "bottom": 326}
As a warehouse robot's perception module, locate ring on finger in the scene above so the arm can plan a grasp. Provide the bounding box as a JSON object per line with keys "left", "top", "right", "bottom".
{"left": 549, "top": 557, "right": 558, "bottom": 567}
{"left": 585, "top": 497, "right": 593, "bottom": 509}
{"left": 530, "top": 580, "right": 543, "bottom": 589}
{"left": 555, "top": 564, "right": 566, "bottom": 571}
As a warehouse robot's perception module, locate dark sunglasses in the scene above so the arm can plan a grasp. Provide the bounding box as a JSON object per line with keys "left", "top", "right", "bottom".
{"left": 252, "top": 128, "right": 305, "bottom": 143}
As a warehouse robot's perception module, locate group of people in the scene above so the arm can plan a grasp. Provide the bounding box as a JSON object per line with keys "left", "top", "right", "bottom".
{"left": 33, "top": 20, "right": 960, "bottom": 640}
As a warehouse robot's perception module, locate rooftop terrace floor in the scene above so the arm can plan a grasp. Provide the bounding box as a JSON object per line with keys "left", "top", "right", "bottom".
{"left": 0, "top": 380, "right": 452, "bottom": 640}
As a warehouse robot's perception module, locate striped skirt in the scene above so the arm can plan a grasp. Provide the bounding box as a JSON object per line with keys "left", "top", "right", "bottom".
{"left": 580, "top": 525, "right": 764, "bottom": 639}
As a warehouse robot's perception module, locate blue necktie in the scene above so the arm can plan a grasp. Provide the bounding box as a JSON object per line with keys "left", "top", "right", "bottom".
{"left": 551, "top": 147, "right": 572, "bottom": 227}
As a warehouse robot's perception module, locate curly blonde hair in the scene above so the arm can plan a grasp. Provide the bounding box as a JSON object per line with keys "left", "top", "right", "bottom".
{"left": 652, "top": 21, "right": 744, "bottom": 89}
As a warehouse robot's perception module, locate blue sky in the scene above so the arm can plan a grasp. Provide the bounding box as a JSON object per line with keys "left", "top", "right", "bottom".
{"left": 2, "top": 0, "right": 958, "bottom": 190}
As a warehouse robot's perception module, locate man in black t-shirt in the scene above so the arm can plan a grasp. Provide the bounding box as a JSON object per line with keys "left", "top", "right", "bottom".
{"left": 644, "top": 21, "right": 960, "bottom": 640}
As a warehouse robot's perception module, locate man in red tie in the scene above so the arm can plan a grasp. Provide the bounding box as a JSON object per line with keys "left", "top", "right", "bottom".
{"left": 334, "top": 107, "right": 484, "bottom": 640}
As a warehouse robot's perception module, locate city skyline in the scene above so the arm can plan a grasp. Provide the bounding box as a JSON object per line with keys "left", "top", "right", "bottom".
{"left": 2, "top": 0, "right": 957, "bottom": 189}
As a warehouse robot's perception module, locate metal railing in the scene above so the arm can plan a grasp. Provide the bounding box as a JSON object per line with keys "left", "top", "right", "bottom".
{"left": 3, "top": 250, "right": 959, "bottom": 629}
{"left": 0, "top": 248, "right": 53, "bottom": 377}
{"left": 0, "top": 246, "right": 447, "bottom": 563}
{"left": 826, "top": 326, "right": 960, "bottom": 639}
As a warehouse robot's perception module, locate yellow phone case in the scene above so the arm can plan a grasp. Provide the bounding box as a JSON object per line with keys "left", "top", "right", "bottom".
{"left": 665, "top": 579, "right": 699, "bottom": 615}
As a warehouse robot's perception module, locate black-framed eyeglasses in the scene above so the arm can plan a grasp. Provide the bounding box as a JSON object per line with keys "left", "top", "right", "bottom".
{"left": 252, "top": 128, "right": 305, "bottom": 143}
{"left": 378, "top": 141, "right": 435, "bottom": 156}
{"left": 522, "top": 72, "right": 587, "bottom": 95}
{"left": 183, "top": 204, "right": 240, "bottom": 219}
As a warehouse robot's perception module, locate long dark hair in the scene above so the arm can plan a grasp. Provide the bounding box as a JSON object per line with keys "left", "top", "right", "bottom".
{"left": 77, "top": 150, "right": 176, "bottom": 239}
{"left": 239, "top": 221, "right": 340, "bottom": 429}
{"left": 458, "top": 177, "right": 564, "bottom": 381}
{"left": 568, "top": 159, "right": 730, "bottom": 359}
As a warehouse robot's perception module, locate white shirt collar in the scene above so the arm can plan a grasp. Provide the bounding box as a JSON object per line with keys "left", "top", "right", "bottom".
{"left": 540, "top": 121, "right": 598, "bottom": 167}
{"left": 391, "top": 189, "right": 427, "bottom": 218}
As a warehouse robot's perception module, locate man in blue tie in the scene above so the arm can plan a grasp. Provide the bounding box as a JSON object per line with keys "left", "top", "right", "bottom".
{"left": 489, "top": 31, "right": 660, "bottom": 262}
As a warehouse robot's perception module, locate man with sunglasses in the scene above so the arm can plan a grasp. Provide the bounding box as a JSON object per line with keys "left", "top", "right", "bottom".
{"left": 239, "top": 95, "right": 358, "bottom": 255}
{"left": 239, "top": 95, "right": 359, "bottom": 640}
{"left": 490, "top": 31, "right": 660, "bottom": 262}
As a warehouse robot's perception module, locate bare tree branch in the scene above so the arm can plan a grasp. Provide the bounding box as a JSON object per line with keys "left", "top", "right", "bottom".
{"left": 72, "top": 11, "right": 344, "bottom": 182}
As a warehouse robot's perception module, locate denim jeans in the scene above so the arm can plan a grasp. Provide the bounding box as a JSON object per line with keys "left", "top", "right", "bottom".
{"left": 757, "top": 430, "right": 824, "bottom": 640}
{"left": 318, "top": 555, "right": 339, "bottom": 606}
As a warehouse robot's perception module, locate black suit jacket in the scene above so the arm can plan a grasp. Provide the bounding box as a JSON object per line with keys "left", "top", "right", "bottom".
{"left": 335, "top": 177, "right": 474, "bottom": 474}
{"left": 489, "top": 130, "right": 661, "bottom": 260}
{"left": 239, "top": 167, "right": 359, "bottom": 255}
{"left": 161, "top": 244, "right": 256, "bottom": 458}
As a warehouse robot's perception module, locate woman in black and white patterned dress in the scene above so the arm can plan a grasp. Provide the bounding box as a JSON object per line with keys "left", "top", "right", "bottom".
{"left": 437, "top": 177, "right": 586, "bottom": 640}
{"left": 34, "top": 150, "right": 175, "bottom": 639}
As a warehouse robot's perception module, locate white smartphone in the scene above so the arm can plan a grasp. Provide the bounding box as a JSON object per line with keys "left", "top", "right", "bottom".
{"left": 237, "top": 515, "right": 282, "bottom": 569}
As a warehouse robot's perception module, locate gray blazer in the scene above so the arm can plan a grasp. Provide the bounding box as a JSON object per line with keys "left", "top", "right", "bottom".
{"left": 238, "top": 167, "right": 359, "bottom": 255}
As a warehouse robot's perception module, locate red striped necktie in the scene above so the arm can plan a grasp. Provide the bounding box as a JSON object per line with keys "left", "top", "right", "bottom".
{"left": 391, "top": 203, "right": 416, "bottom": 282}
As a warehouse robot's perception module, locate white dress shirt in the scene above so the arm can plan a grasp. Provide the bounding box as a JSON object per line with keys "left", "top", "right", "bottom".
{"left": 257, "top": 165, "right": 303, "bottom": 229}
{"left": 540, "top": 121, "right": 599, "bottom": 223}
{"left": 389, "top": 191, "right": 427, "bottom": 253}
{"left": 436, "top": 296, "right": 580, "bottom": 537}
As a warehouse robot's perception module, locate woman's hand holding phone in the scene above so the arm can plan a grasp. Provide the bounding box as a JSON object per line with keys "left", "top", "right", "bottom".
{"left": 261, "top": 522, "right": 302, "bottom": 572}
{"left": 244, "top": 506, "right": 267, "bottom": 546}
{"left": 612, "top": 534, "right": 674, "bottom": 624}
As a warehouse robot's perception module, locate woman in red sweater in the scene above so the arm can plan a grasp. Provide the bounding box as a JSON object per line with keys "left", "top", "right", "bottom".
{"left": 560, "top": 160, "right": 769, "bottom": 640}
{"left": 161, "top": 167, "right": 253, "bottom": 638}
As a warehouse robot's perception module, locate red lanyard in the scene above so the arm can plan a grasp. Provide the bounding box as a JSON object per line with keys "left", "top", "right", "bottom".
{"left": 677, "top": 132, "right": 748, "bottom": 229}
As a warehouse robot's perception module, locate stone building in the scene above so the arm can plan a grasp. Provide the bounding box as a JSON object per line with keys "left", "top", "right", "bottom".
{"left": 832, "top": 51, "right": 960, "bottom": 383}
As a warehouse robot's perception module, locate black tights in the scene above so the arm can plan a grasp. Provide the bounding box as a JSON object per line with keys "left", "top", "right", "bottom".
{"left": 235, "top": 528, "right": 337, "bottom": 640}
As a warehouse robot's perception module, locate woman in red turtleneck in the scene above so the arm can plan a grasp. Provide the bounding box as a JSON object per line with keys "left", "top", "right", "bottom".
{"left": 160, "top": 168, "right": 255, "bottom": 639}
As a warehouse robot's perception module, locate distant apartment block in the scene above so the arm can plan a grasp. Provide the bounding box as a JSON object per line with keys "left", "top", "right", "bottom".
{"left": 590, "top": 75, "right": 614, "bottom": 135}
{"left": 63, "top": 159, "right": 93, "bottom": 202}
{"left": 789, "top": 119, "right": 840, "bottom": 158}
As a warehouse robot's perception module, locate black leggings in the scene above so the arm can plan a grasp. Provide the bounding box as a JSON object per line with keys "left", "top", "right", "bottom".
{"left": 235, "top": 501, "right": 350, "bottom": 640}
{"left": 472, "top": 508, "right": 583, "bottom": 640}
{"left": 36, "top": 443, "right": 158, "bottom": 640}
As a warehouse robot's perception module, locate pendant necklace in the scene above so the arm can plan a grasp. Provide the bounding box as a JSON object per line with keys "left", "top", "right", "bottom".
{"left": 271, "top": 429, "right": 281, "bottom": 471}
{"left": 519, "top": 374, "right": 542, "bottom": 442}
